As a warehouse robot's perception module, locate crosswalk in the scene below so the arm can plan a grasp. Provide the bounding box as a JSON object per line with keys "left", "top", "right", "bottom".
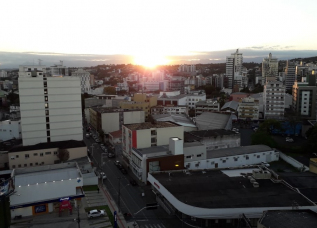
{"left": 139, "top": 223, "right": 166, "bottom": 228}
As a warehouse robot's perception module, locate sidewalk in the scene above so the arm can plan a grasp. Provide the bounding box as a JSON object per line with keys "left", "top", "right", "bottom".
{"left": 98, "top": 182, "right": 136, "bottom": 228}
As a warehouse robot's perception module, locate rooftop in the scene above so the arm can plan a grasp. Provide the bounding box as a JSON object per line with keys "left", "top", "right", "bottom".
{"left": 109, "top": 130, "right": 122, "bottom": 138}
{"left": 133, "top": 145, "right": 169, "bottom": 157}
{"left": 195, "top": 112, "right": 232, "bottom": 130}
{"left": 124, "top": 121, "right": 180, "bottom": 130}
{"left": 151, "top": 169, "right": 313, "bottom": 209}
{"left": 207, "top": 145, "right": 273, "bottom": 159}
{"left": 221, "top": 100, "right": 239, "bottom": 110}
{"left": 91, "top": 106, "right": 142, "bottom": 113}
{"left": 259, "top": 210, "right": 317, "bottom": 228}
{"left": 9, "top": 140, "right": 86, "bottom": 152}
{"left": 158, "top": 94, "right": 187, "bottom": 100}
{"left": 152, "top": 114, "right": 196, "bottom": 128}
{"left": 184, "top": 129, "right": 237, "bottom": 142}
{"left": 15, "top": 162, "right": 81, "bottom": 186}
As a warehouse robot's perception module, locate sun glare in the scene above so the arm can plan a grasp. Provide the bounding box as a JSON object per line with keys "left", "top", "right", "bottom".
{"left": 133, "top": 54, "right": 169, "bottom": 68}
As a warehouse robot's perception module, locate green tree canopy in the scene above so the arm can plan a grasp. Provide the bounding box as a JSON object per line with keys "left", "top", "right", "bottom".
{"left": 57, "top": 148, "right": 70, "bottom": 163}
{"left": 251, "top": 131, "right": 278, "bottom": 148}
{"left": 258, "top": 119, "right": 282, "bottom": 134}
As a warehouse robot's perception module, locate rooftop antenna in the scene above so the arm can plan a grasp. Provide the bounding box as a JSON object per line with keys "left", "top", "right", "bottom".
{"left": 38, "top": 59, "right": 42, "bottom": 66}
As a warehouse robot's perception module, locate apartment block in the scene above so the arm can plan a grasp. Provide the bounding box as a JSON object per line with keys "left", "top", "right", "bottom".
{"left": 195, "top": 100, "right": 220, "bottom": 116}
{"left": 262, "top": 53, "right": 278, "bottom": 84}
{"left": 263, "top": 78, "right": 285, "bottom": 119}
{"left": 285, "top": 60, "right": 296, "bottom": 91}
{"left": 237, "top": 97, "right": 259, "bottom": 120}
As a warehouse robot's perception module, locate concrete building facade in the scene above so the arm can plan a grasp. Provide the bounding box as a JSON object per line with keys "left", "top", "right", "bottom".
{"left": 262, "top": 53, "right": 278, "bottom": 84}
{"left": 263, "top": 78, "right": 285, "bottom": 119}
{"left": 237, "top": 97, "right": 259, "bottom": 120}
{"left": 0, "top": 120, "right": 21, "bottom": 141}
{"left": 195, "top": 100, "right": 220, "bottom": 116}
{"left": 71, "top": 68, "right": 91, "bottom": 94}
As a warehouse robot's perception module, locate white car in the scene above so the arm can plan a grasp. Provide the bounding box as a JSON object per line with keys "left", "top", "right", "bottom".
{"left": 87, "top": 209, "right": 105, "bottom": 218}
{"left": 286, "top": 137, "right": 294, "bottom": 142}
{"left": 261, "top": 162, "right": 270, "bottom": 167}
{"left": 99, "top": 172, "right": 107, "bottom": 180}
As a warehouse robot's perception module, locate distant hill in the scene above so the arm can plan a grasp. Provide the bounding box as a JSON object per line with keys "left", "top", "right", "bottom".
{"left": 291, "top": 56, "right": 317, "bottom": 63}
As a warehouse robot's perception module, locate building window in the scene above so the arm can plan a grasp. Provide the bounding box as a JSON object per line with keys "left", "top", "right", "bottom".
{"left": 46, "top": 117, "right": 49, "bottom": 122}
{"left": 197, "top": 154, "right": 201, "bottom": 157}
{"left": 12, "top": 165, "right": 15, "bottom": 168}
{"left": 222, "top": 160, "right": 226, "bottom": 163}
{"left": 34, "top": 153, "right": 38, "bottom": 156}
{"left": 45, "top": 96, "right": 48, "bottom": 101}
{"left": 186, "top": 155, "right": 191, "bottom": 159}
{"left": 24, "top": 164, "right": 27, "bottom": 167}
{"left": 246, "top": 156, "right": 249, "bottom": 160}
{"left": 257, "top": 155, "right": 260, "bottom": 158}
{"left": 54, "top": 151, "right": 57, "bottom": 155}
{"left": 45, "top": 152, "right": 51, "bottom": 155}
{"left": 16, "top": 155, "right": 19, "bottom": 158}
{"left": 40, "top": 153, "right": 43, "bottom": 157}
{"left": 35, "top": 162, "right": 38, "bottom": 166}
{"left": 18, "top": 164, "right": 21, "bottom": 168}
{"left": 234, "top": 158, "right": 238, "bottom": 161}
{"left": 41, "top": 162, "right": 45, "bottom": 165}
{"left": 45, "top": 103, "right": 49, "bottom": 108}
{"left": 25, "top": 154, "right": 29, "bottom": 158}
{"left": 30, "top": 163, "right": 33, "bottom": 166}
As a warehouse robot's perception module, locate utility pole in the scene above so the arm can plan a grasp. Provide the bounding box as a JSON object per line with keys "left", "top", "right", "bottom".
{"left": 118, "top": 177, "right": 121, "bottom": 213}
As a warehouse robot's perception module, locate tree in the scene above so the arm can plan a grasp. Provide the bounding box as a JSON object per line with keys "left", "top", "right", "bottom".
{"left": 57, "top": 148, "right": 70, "bottom": 163}
{"left": 258, "top": 119, "right": 282, "bottom": 134}
{"left": 306, "top": 124, "right": 317, "bottom": 152}
{"left": 6, "top": 91, "right": 19, "bottom": 105}
{"left": 251, "top": 131, "right": 278, "bottom": 148}
{"left": 240, "top": 86, "right": 250, "bottom": 93}
{"left": 104, "top": 86, "right": 116, "bottom": 95}
{"left": 218, "top": 94, "right": 227, "bottom": 108}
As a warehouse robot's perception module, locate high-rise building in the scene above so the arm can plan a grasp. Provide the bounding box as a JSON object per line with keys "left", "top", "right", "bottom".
{"left": 178, "top": 64, "right": 196, "bottom": 73}
{"left": 292, "top": 76, "right": 317, "bottom": 120}
{"left": 237, "top": 97, "right": 259, "bottom": 120}
{"left": 285, "top": 60, "right": 296, "bottom": 91}
{"left": 19, "top": 65, "right": 83, "bottom": 146}
{"left": 262, "top": 53, "right": 278, "bottom": 84}
{"left": 46, "top": 61, "right": 69, "bottom": 77}
{"left": 226, "top": 49, "right": 243, "bottom": 88}
{"left": 71, "top": 68, "right": 91, "bottom": 94}
{"left": 263, "top": 78, "right": 285, "bottom": 119}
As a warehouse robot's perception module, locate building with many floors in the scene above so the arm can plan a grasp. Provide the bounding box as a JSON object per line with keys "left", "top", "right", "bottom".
{"left": 18, "top": 66, "right": 83, "bottom": 146}
{"left": 71, "top": 68, "right": 91, "bottom": 94}
{"left": 285, "top": 60, "right": 296, "bottom": 91}
{"left": 292, "top": 78, "right": 317, "bottom": 120}
{"left": 186, "top": 91, "right": 206, "bottom": 109}
{"left": 263, "top": 78, "right": 285, "bottom": 119}
{"left": 262, "top": 53, "right": 278, "bottom": 84}
{"left": 151, "top": 105, "right": 188, "bottom": 115}
{"left": 89, "top": 107, "right": 144, "bottom": 134}
{"left": 178, "top": 64, "right": 196, "bottom": 73}
{"left": 237, "top": 97, "right": 259, "bottom": 120}
{"left": 226, "top": 49, "right": 243, "bottom": 88}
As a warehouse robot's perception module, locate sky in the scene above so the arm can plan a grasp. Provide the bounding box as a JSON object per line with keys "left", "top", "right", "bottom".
{"left": 1, "top": 0, "right": 317, "bottom": 67}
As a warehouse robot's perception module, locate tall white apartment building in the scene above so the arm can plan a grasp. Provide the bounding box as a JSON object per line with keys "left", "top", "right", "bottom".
{"left": 178, "top": 64, "right": 196, "bottom": 73}
{"left": 19, "top": 65, "right": 83, "bottom": 146}
{"left": 263, "top": 78, "right": 285, "bottom": 119}
{"left": 285, "top": 60, "right": 296, "bottom": 91}
{"left": 0, "top": 70, "right": 7, "bottom": 78}
{"left": 226, "top": 49, "right": 243, "bottom": 88}
{"left": 262, "top": 53, "right": 278, "bottom": 84}
{"left": 71, "top": 68, "right": 91, "bottom": 94}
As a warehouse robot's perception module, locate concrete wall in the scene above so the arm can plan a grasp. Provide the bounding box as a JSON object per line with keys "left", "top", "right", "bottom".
{"left": 83, "top": 174, "right": 98, "bottom": 186}
{"left": 0, "top": 120, "right": 21, "bottom": 141}
{"left": 8, "top": 146, "right": 87, "bottom": 169}
{"left": 123, "top": 111, "right": 145, "bottom": 124}
{"left": 102, "top": 112, "right": 119, "bottom": 133}
{"left": 185, "top": 150, "right": 279, "bottom": 170}
{"left": 156, "top": 126, "right": 184, "bottom": 146}
{"left": 136, "top": 129, "right": 152, "bottom": 148}
{"left": 201, "top": 134, "right": 241, "bottom": 150}
{"left": 184, "top": 145, "right": 206, "bottom": 162}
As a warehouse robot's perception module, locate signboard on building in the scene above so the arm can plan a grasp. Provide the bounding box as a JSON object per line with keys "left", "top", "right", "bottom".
{"left": 0, "top": 176, "right": 14, "bottom": 197}
{"left": 34, "top": 204, "right": 47, "bottom": 214}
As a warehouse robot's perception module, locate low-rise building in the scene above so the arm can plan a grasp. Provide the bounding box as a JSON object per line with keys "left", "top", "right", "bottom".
{"left": 152, "top": 114, "right": 197, "bottom": 132}
{"left": 0, "top": 120, "right": 21, "bottom": 141}
{"left": 184, "top": 129, "right": 240, "bottom": 150}
{"left": 230, "top": 92, "right": 249, "bottom": 102}
{"left": 195, "top": 99, "right": 220, "bottom": 116}
{"left": 10, "top": 162, "right": 84, "bottom": 219}
{"left": 89, "top": 107, "right": 144, "bottom": 134}
{"left": 108, "top": 130, "right": 122, "bottom": 146}
{"left": 151, "top": 105, "right": 188, "bottom": 115}
{"left": 8, "top": 140, "right": 87, "bottom": 169}
{"left": 221, "top": 100, "right": 239, "bottom": 113}
{"left": 195, "top": 112, "right": 233, "bottom": 131}
{"left": 237, "top": 97, "right": 260, "bottom": 120}
{"left": 186, "top": 91, "right": 206, "bottom": 109}
{"left": 157, "top": 94, "right": 187, "bottom": 106}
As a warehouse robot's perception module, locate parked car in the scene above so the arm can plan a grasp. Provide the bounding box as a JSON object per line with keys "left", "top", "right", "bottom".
{"left": 260, "top": 162, "right": 270, "bottom": 167}
{"left": 286, "top": 137, "right": 294, "bottom": 142}
{"left": 130, "top": 180, "right": 137, "bottom": 186}
{"left": 121, "top": 168, "right": 128, "bottom": 174}
{"left": 85, "top": 133, "right": 90, "bottom": 139}
{"left": 95, "top": 139, "right": 101, "bottom": 143}
{"left": 99, "top": 172, "right": 107, "bottom": 180}
{"left": 87, "top": 209, "right": 105, "bottom": 218}
{"left": 114, "top": 161, "right": 121, "bottom": 166}
{"left": 108, "top": 153, "right": 115, "bottom": 158}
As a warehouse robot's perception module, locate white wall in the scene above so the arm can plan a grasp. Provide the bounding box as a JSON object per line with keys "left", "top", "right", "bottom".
{"left": 185, "top": 150, "right": 279, "bottom": 170}
{"left": 102, "top": 112, "right": 119, "bottom": 133}
{"left": 156, "top": 126, "right": 184, "bottom": 146}
{"left": 123, "top": 111, "right": 145, "bottom": 124}
{"left": 0, "top": 120, "right": 21, "bottom": 141}
{"left": 136, "top": 129, "right": 152, "bottom": 148}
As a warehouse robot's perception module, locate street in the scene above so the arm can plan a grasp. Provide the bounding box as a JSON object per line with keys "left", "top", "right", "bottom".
{"left": 83, "top": 128, "right": 185, "bottom": 228}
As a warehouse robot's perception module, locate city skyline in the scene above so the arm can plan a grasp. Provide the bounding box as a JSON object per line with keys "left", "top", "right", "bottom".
{"left": 1, "top": 0, "right": 317, "bottom": 67}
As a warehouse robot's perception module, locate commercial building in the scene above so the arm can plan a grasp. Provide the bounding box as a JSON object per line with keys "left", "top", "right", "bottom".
{"left": 263, "top": 78, "right": 285, "bottom": 119}
{"left": 0, "top": 120, "right": 21, "bottom": 141}
{"left": 157, "top": 94, "right": 187, "bottom": 106}
{"left": 221, "top": 100, "right": 239, "bottom": 113}
{"left": 46, "top": 61, "right": 69, "bottom": 77}
{"left": 178, "top": 64, "right": 196, "bottom": 73}
{"left": 226, "top": 49, "right": 243, "bottom": 88}
{"left": 184, "top": 144, "right": 278, "bottom": 170}
{"left": 8, "top": 140, "right": 87, "bottom": 169}
{"left": 258, "top": 210, "right": 317, "bottom": 228}
{"left": 122, "top": 121, "right": 184, "bottom": 161}
{"left": 169, "top": 80, "right": 185, "bottom": 94}
{"left": 141, "top": 80, "right": 169, "bottom": 92}
{"left": 285, "top": 60, "right": 296, "bottom": 91}
{"left": 195, "top": 99, "right": 220, "bottom": 116}
{"left": 152, "top": 114, "right": 197, "bottom": 132}
{"left": 89, "top": 107, "right": 144, "bottom": 134}
{"left": 150, "top": 105, "right": 188, "bottom": 115}
{"left": 184, "top": 129, "right": 240, "bottom": 151}
{"left": 237, "top": 97, "right": 259, "bottom": 120}
{"left": 186, "top": 91, "right": 206, "bottom": 109}
{"left": 292, "top": 79, "right": 317, "bottom": 120}
{"left": 71, "top": 68, "right": 91, "bottom": 94}
{"left": 262, "top": 53, "right": 278, "bottom": 84}
{"left": 18, "top": 65, "right": 83, "bottom": 146}
{"left": 120, "top": 93, "right": 157, "bottom": 120}
{"left": 10, "top": 162, "right": 84, "bottom": 218}
{"left": 148, "top": 168, "right": 317, "bottom": 227}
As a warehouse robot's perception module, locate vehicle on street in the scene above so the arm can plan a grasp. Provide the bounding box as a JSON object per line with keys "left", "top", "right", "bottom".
{"left": 87, "top": 209, "right": 105, "bottom": 218}
{"left": 114, "top": 160, "right": 121, "bottom": 166}
{"left": 99, "top": 172, "right": 107, "bottom": 180}
{"left": 108, "top": 153, "right": 115, "bottom": 158}
{"left": 253, "top": 127, "right": 258, "bottom": 132}
{"left": 286, "top": 137, "right": 294, "bottom": 142}
{"left": 85, "top": 133, "right": 90, "bottom": 139}
{"left": 95, "top": 139, "right": 101, "bottom": 143}
{"left": 130, "top": 180, "right": 137, "bottom": 186}
{"left": 260, "top": 162, "right": 270, "bottom": 167}
{"left": 121, "top": 168, "right": 128, "bottom": 174}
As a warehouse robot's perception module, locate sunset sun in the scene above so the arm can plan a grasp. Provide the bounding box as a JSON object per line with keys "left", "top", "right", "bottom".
{"left": 133, "top": 54, "right": 169, "bottom": 68}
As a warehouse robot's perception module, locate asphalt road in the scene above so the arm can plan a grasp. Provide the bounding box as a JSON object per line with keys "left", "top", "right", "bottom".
{"left": 83, "top": 128, "right": 185, "bottom": 228}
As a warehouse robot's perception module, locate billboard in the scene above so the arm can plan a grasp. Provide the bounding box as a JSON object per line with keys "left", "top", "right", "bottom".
{"left": 0, "top": 176, "right": 15, "bottom": 197}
